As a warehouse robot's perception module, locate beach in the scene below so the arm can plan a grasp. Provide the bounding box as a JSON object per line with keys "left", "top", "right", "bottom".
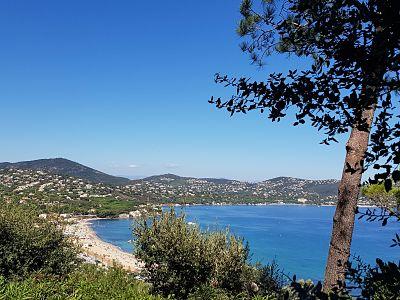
{"left": 65, "top": 218, "right": 143, "bottom": 273}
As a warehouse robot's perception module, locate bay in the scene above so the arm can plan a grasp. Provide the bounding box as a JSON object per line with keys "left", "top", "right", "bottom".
{"left": 90, "top": 205, "right": 399, "bottom": 281}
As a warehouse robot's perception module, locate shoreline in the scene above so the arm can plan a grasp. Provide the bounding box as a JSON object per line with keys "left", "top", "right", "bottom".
{"left": 65, "top": 218, "right": 143, "bottom": 273}
{"left": 64, "top": 203, "right": 378, "bottom": 271}
{"left": 162, "top": 202, "right": 378, "bottom": 208}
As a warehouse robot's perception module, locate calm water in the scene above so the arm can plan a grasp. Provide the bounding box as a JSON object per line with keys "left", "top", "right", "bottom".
{"left": 90, "top": 205, "right": 399, "bottom": 280}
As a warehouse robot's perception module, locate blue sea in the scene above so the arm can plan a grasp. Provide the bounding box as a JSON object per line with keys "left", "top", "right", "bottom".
{"left": 90, "top": 205, "right": 399, "bottom": 280}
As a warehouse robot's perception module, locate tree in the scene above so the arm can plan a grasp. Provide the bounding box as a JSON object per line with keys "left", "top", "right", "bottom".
{"left": 0, "top": 204, "right": 79, "bottom": 278}
{"left": 209, "top": 0, "right": 400, "bottom": 291}
{"left": 133, "top": 209, "right": 261, "bottom": 299}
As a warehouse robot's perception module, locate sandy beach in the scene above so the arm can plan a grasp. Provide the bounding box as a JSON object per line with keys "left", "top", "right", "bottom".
{"left": 65, "top": 218, "right": 143, "bottom": 273}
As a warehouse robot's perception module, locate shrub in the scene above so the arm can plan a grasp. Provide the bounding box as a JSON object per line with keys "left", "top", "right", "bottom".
{"left": 0, "top": 204, "right": 79, "bottom": 279}
{"left": 188, "top": 285, "right": 231, "bottom": 300}
{"left": 256, "top": 262, "right": 285, "bottom": 297}
{"left": 62, "top": 264, "right": 164, "bottom": 299}
{"left": 187, "top": 284, "right": 279, "bottom": 300}
{"left": 0, "top": 264, "right": 164, "bottom": 300}
{"left": 133, "top": 209, "right": 280, "bottom": 299}
{"left": 280, "top": 279, "right": 350, "bottom": 300}
{"left": 346, "top": 258, "right": 400, "bottom": 299}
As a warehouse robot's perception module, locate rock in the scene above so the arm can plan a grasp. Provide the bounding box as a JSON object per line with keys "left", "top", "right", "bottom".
{"left": 118, "top": 213, "right": 130, "bottom": 219}
{"left": 250, "top": 282, "right": 259, "bottom": 293}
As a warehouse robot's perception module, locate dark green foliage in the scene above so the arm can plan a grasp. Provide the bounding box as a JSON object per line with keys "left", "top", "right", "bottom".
{"left": 0, "top": 265, "right": 163, "bottom": 300}
{"left": 282, "top": 258, "right": 400, "bottom": 299}
{"left": 360, "top": 183, "right": 400, "bottom": 247}
{"left": 256, "top": 262, "right": 286, "bottom": 297}
{"left": 346, "top": 258, "right": 400, "bottom": 299}
{"left": 211, "top": 0, "right": 400, "bottom": 189}
{"left": 35, "top": 196, "right": 139, "bottom": 217}
{"left": 133, "top": 209, "right": 280, "bottom": 299}
{"left": 211, "top": 0, "right": 400, "bottom": 289}
{"left": 279, "top": 279, "right": 350, "bottom": 300}
{"left": 69, "top": 197, "right": 140, "bottom": 218}
{"left": 0, "top": 204, "right": 79, "bottom": 279}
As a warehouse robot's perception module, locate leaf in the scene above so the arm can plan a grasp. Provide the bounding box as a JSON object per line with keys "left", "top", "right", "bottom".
{"left": 392, "top": 170, "right": 400, "bottom": 182}
{"left": 384, "top": 179, "right": 392, "bottom": 192}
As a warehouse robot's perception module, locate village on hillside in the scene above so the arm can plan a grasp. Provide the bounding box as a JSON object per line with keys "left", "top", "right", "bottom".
{"left": 0, "top": 168, "right": 374, "bottom": 218}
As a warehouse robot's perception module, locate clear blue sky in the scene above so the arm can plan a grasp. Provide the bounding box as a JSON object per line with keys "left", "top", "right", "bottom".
{"left": 0, "top": 0, "right": 347, "bottom": 181}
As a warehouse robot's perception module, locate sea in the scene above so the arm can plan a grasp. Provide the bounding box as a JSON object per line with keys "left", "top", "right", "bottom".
{"left": 90, "top": 205, "right": 399, "bottom": 281}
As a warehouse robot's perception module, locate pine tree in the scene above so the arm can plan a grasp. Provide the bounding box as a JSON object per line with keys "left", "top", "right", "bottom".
{"left": 210, "top": 0, "right": 400, "bottom": 291}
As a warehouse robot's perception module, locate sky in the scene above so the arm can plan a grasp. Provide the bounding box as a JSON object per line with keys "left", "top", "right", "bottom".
{"left": 0, "top": 0, "right": 348, "bottom": 181}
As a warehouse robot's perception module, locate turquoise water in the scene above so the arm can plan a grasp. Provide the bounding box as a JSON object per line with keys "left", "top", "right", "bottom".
{"left": 90, "top": 205, "right": 399, "bottom": 280}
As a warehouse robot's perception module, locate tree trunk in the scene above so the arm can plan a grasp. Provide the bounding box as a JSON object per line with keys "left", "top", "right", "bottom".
{"left": 323, "top": 106, "right": 376, "bottom": 292}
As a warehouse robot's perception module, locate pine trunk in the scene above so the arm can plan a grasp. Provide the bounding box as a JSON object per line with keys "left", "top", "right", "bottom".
{"left": 322, "top": 106, "right": 376, "bottom": 292}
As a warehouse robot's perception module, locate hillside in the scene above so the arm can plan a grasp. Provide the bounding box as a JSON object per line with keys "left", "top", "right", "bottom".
{"left": 0, "top": 158, "right": 130, "bottom": 185}
{"left": 259, "top": 177, "right": 339, "bottom": 199}
{"left": 131, "top": 174, "right": 340, "bottom": 203}
{"left": 0, "top": 161, "right": 374, "bottom": 216}
{"left": 0, "top": 158, "right": 347, "bottom": 206}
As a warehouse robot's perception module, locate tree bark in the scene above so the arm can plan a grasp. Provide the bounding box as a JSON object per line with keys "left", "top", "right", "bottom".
{"left": 323, "top": 106, "right": 376, "bottom": 292}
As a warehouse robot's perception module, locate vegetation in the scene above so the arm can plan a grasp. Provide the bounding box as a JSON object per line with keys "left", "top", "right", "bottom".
{"left": 0, "top": 204, "right": 79, "bottom": 279}
{"left": 0, "top": 167, "right": 145, "bottom": 217}
{"left": 0, "top": 167, "right": 354, "bottom": 219}
{"left": 0, "top": 199, "right": 398, "bottom": 299}
{"left": 57, "top": 196, "right": 142, "bottom": 218}
{"left": 210, "top": 0, "right": 400, "bottom": 290}
{"left": 133, "top": 209, "right": 286, "bottom": 299}
{"left": 345, "top": 258, "right": 400, "bottom": 299}
{"left": 0, "top": 265, "right": 163, "bottom": 300}
{"left": 133, "top": 209, "right": 400, "bottom": 299}
{"left": 360, "top": 182, "right": 400, "bottom": 248}
{"left": 0, "top": 203, "right": 162, "bottom": 300}
{"left": 362, "top": 182, "right": 400, "bottom": 210}
{"left": 1, "top": 0, "right": 399, "bottom": 297}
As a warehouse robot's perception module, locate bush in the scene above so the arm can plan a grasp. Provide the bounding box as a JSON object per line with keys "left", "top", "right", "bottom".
{"left": 279, "top": 279, "right": 350, "bottom": 300}
{"left": 133, "top": 209, "right": 281, "bottom": 299}
{"left": 187, "top": 284, "right": 279, "bottom": 300}
{"left": 188, "top": 285, "right": 231, "bottom": 300}
{"left": 0, "top": 264, "right": 164, "bottom": 300}
{"left": 346, "top": 258, "right": 400, "bottom": 299}
{"left": 0, "top": 204, "right": 79, "bottom": 279}
{"left": 63, "top": 264, "right": 164, "bottom": 299}
{"left": 256, "top": 262, "right": 286, "bottom": 297}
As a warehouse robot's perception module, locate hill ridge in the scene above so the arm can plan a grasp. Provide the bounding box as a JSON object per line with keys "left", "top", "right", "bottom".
{"left": 0, "top": 158, "right": 130, "bottom": 185}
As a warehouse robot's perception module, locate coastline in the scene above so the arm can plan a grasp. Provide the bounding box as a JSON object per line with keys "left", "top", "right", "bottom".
{"left": 65, "top": 218, "right": 143, "bottom": 273}
{"left": 64, "top": 203, "right": 378, "bottom": 272}
{"left": 163, "top": 202, "right": 378, "bottom": 208}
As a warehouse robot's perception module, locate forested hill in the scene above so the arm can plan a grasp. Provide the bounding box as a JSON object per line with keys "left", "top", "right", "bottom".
{"left": 0, "top": 158, "right": 130, "bottom": 185}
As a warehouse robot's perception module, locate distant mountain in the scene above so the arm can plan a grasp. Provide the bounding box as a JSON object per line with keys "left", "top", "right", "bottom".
{"left": 0, "top": 158, "right": 130, "bottom": 185}
{"left": 135, "top": 174, "right": 239, "bottom": 185}
{"left": 131, "top": 174, "right": 339, "bottom": 201}
{"left": 0, "top": 158, "right": 340, "bottom": 200}
{"left": 135, "top": 174, "right": 339, "bottom": 200}
{"left": 140, "top": 174, "right": 184, "bottom": 182}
